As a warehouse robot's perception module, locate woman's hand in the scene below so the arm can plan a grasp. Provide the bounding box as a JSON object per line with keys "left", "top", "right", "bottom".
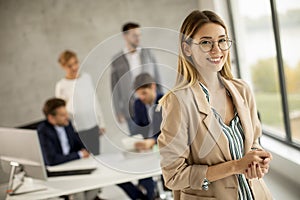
{"left": 240, "top": 149, "right": 272, "bottom": 179}
{"left": 253, "top": 149, "right": 272, "bottom": 174}
{"left": 258, "top": 156, "right": 271, "bottom": 174}
{"left": 244, "top": 162, "right": 265, "bottom": 179}
{"left": 236, "top": 149, "right": 272, "bottom": 174}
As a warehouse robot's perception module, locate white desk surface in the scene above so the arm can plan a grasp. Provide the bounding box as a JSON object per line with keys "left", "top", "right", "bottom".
{"left": 4, "top": 151, "right": 161, "bottom": 200}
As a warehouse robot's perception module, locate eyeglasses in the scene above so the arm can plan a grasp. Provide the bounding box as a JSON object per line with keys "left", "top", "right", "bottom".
{"left": 192, "top": 38, "right": 232, "bottom": 52}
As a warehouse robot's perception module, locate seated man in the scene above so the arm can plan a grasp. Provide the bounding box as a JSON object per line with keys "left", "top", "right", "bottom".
{"left": 118, "top": 73, "right": 163, "bottom": 200}
{"left": 38, "top": 98, "right": 103, "bottom": 200}
{"left": 37, "top": 98, "right": 89, "bottom": 166}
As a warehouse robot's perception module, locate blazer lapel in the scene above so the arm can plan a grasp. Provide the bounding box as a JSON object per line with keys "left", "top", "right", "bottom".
{"left": 190, "top": 83, "right": 232, "bottom": 161}
{"left": 221, "top": 78, "right": 253, "bottom": 153}
{"left": 65, "top": 125, "right": 74, "bottom": 150}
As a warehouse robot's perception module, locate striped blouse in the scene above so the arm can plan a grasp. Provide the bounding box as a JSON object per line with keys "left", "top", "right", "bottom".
{"left": 200, "top": 83, "right": 253, "bottom": 200}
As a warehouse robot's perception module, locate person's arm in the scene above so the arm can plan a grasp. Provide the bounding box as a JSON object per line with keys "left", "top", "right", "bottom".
{"left": 49, "top": 151, "right": 80, "bottom": 166}
{"left": 55, "top": 81, "right": 68, "bottom": 100}
{"left": 158, "top": 92, "right": 208, "bottom": 190}
{"left": 132, "top": 100, "right": 156, "bottom": 150}
{"left": 69, "top": 121, "right": 86, "bottom": 150}
{"left": 55, "top": 82, "right": 62, "bottom": 98}
{"left": 131, "top": 99, "right": 143, "bottom": 136}
{"left": 67, "top": 123, "right": 90, "bottom": 158}
{"left": 206, "top": 150, "right": 270, "bottom": 182}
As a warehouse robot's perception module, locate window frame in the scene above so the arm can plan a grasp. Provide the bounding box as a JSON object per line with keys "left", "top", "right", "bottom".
{"left": 228, "top": 0, "right": 300, "bottom": 150}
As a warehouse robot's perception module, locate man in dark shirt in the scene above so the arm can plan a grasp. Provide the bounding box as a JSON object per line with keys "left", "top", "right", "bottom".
{"left": 118, "top": 73, "right": 163, "bottom": 200}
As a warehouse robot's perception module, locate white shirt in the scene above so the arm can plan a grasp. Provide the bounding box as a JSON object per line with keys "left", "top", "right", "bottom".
{"left": 54, "top": 126, "right": 70, "bottom": 155}
{"left": 54, "top": 126, "right": 82, "bottom": 158}
{"left": 55, "top": 73, "right": 105, "bottom": 131}
{"left": 124, "top": 47, "right": 142, "bottom": 82}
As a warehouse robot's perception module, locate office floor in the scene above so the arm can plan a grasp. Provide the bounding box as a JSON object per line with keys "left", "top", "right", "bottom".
{"left": 100, "top": 169, "right": 300, "bottom": 200}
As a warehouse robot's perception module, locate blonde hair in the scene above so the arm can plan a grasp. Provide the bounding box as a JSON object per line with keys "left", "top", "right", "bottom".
{"left": 58, "top": 50, "right": 77, "bottom": 66}
{"left": 160, "top": 10, "right": 233, "bottom": 103}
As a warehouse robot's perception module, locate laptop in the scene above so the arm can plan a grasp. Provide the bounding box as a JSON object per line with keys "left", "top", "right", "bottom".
{"left": 46, "top": 157, "right": 98, "bottom": 177}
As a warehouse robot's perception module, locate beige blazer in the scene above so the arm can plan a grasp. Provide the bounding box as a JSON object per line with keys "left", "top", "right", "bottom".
{"left": 158, "top": 77, "right": 272, "bottom": 200}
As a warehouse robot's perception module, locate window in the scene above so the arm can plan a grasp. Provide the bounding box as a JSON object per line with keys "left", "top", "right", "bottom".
{"left": 234, "top": 0, "right": 285, "bottom": 135}
{"left": 232, "top": 0, "right": 300, "bottom": 148}
{"left": 276, "top": 0, "right": 300, "bottom": 143}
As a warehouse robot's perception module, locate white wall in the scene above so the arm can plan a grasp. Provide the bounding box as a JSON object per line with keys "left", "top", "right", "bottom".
{"left": 0, "top": 0, "right": 201, "bottom": 127}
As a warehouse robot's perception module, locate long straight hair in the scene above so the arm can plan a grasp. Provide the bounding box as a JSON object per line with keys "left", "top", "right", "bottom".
{"left": 160, "top": 10, "right": 233, "bottom": 103}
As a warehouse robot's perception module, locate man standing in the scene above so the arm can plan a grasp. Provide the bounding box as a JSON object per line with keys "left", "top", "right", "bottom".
{"left": 111, "top": 22, "right": 162, "bottom": 133}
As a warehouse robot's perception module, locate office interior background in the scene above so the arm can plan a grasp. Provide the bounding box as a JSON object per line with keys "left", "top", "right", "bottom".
{"left": 0, "top": 0, "right": 299, "bottom": 199}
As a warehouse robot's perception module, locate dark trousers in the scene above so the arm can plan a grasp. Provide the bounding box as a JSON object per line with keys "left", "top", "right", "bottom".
{"left": 118, "top": 177, "right": 155, "bottom": 200}
{"left": 78, "top": 126, "right": 100, "bottom": 155}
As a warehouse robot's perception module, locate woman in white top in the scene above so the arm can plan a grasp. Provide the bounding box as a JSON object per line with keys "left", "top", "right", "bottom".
{"left": 55, "top": 50, "right": 105, "bottom": 155}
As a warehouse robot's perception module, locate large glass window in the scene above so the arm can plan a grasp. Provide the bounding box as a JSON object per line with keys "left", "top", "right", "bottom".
{"left": 276, "top": 0, "right": 300, "bottom": 143}
{"left": 234, "top": 0, "right": 285, "bottom": 138}
{"left": 232, "top": 0, "right": 300, "bottom": 147}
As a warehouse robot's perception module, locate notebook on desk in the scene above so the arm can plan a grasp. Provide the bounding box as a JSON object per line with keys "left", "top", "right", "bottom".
{"left": 46, "top": 157, "right": 98, "bottom": 177}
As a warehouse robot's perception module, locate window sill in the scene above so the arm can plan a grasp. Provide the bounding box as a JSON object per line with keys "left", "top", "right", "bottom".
{"left": 260, "top": 134, "right": 300, "bottom": 185}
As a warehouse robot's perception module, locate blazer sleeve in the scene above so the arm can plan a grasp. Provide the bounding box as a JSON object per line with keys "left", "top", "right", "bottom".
{"left": 133, "top": 99, "right": 149, "bottom": 125}
{"left": 38, "top": 126, "right": 80, "bottom": 166}
{"left": 158, "top": 92, "right": 208, "bottom": 190}
{"left": 68, "top": 122, "right": 85, "bottom": 151}
{"left": 55, "top": 81, "right": 62, "bottom": 98}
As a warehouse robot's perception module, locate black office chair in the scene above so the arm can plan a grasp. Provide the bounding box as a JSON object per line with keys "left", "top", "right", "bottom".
{"left": 17, "top": 120, "right": 44, "bottom": 130}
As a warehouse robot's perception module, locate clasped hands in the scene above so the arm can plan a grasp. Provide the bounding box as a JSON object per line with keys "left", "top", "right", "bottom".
{"left": 238, "top": 148, "right": 272, "bottom": 180}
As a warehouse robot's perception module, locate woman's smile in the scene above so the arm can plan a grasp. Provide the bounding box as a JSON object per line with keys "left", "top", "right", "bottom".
{"left": 207, "top": 56, "right": 223, "bottom": 64}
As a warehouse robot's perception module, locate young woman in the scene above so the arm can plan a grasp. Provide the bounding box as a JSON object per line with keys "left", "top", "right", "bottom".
{"left": 158, "top": 10, "right": 272, "bottom": 199}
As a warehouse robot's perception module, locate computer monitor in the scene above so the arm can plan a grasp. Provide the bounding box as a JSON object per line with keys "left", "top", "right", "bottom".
{"left": 0, "top": 127, "right": 47, "bottom": 184}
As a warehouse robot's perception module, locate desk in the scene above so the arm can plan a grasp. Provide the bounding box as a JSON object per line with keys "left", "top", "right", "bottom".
{"left": 4, "top": 152, "right": 161, "bottom": 200}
